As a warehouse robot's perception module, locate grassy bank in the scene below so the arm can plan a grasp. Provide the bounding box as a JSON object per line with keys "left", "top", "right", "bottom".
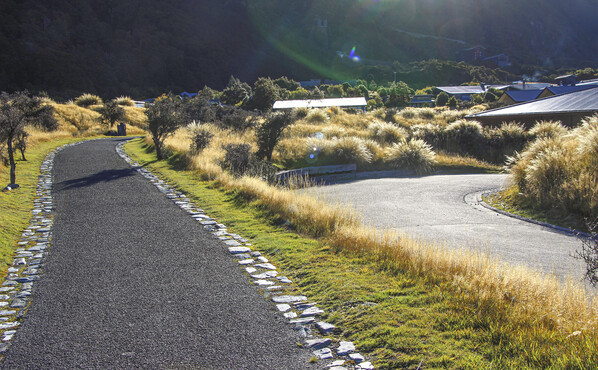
{"left": 125, "top": 137, "right": 598, "bottom": 368}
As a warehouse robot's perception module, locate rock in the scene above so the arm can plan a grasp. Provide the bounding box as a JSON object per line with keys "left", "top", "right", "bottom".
{"left": 251, "top": 271, "right": 278, "bottom": 279}
{"left": 316, "top": 321, "right": 335, "bottom": 334}
{"left": 245, "top": 267, "right": 257, "bottom": 274}
{"left": 272, "top": 295, "right": 307, "bottom": 304}
{"left": 253, "top": 280, "right": 274, "bottom": 286}
{"left": 301, "top": 307, "right": 324, "bottom": 317}
{"left": 358, "top": 362, "right": 374, "bottom": 370}
{"left": 0, "top": 322, "right": 19, "bottom": 330}
{"left": 249, "top": 251, "right": 262, "bottom": 257}
{"left": 327, "top": 360, "right": 346, "bottom": 368}
{"left": 0, "top": 310, "right": 16, "bottom": 316}
{"left": 276, "top": 304, "right": 291, "bottom": 312}
{"left": 265, "top": 285, "right": 284, "bottom": 291}
{"left": 276, "top": 276, "right": 292, "bottom": 284}
{"left": 336, "top": 341, "right": 356, "bottom": 356}
{"left": 9, "top": 299, "right": 27, "bottom": 308}
{"left": 255, "top": 263, "right": 276, "bottom": 270}
{"left": 305, "top": 338, "right": 332, "bottom": 349}
{"left": 289, "top": 317, "right": 315, "bottom": 325}
{"left": 223, "top": 239, "right": 241, "bottom": 247}
{"left": 294, "top": 325, "right": 312, "bottom": 337}
{"left": 349, "top": 353, "right": 365, "bottom": 363}
{"left": 313, "top": 348, "right": 334, "bottom": 359}
{"left": 228, "top": 247, "right": 251, "bottom": 254}
{"left": 283, "top": 312, "right": 297, "bottom": 319}
{"left": 257, "top": 256, "right": 269, "bottom": 263}
{"left": 237, "top": 259, "right": 255, "bottom": 265}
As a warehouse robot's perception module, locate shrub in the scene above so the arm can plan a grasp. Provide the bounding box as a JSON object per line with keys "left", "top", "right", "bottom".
{"left": 221, "top": 143, "right": 252, "bottom": 176}
{"left": 436, "top": 92, "right": 449, "bottom": 107}
{"left": 114, "top": 96, "right": 134, "bottom": 106}
{"left": 367, "top": 120, "right": 407, "bottom": 144}
{"left": 74, "top": 93, "right": 103, "bottom": 107}
{"left": 574, "top": 221, "right": 598, "bottom": 286}
{"left": 187, "top": 122, "right": 214, "bottom": 154}
{"left": 97, "top": 100, "right": 125, "bottom": 128}
{"left": 213, "top": 105, "right": 254, "bottom": 131}
{"left": 384, "top": 139, "right": 436, "bottom": 174}
{"left": 305, "top": 109, "right": 328, "bottom": 124}
{"left": 417, "top": 107, "right": 436, "bottom": 120}
{"left": 410, "top": 123, "right": 445, "bottom": 148}
{"left": 529, "top": 120, "right": 568, "bottom": 139}
{"left": 328, "top": 137, "right": 373, "bottom": 164}
{"left": 445, "top": 119, "right": 484, "bottom": 156}
{"left": 256, "top": 111, "right": 295, "bottom": 161}
{"left": 292, "top": 107, "right": 309, "bottom": 119}
{"left": 145, "top": 95, "right": 187, "bottom": 160}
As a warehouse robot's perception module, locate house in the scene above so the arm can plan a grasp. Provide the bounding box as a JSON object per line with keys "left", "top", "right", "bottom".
{"left": 466, "top": 86, "right": 598, "bottom": 127}
{"left": 536, "top": 85, "right": 597, "bottom": 99}
{"left": 434, "top": 85, "right": 508, "bottom": 101}
{"left": 409, "top": 94, "right": 435, "bottom": 107}
{"left": 273, "top": 97, "right": 367, "bottom": 111}
{"left": 456, "top": 46, "right": 486, "bottom": 63}
{"left": 506, "top": 81, "right": 552, "bottom": 91}
{"left": 555, "top": 74, "right": 577, "bottom": 86}
{"left": 497, "top": 90, "right": 542, "bottom": 106}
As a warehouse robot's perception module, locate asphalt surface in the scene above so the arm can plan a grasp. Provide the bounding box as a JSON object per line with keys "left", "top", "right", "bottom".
{"left": 3, "top": 138, "right": 313, "bottom": 369}
{"left": 309, "top": 174, "right": 588, "bottom": 285}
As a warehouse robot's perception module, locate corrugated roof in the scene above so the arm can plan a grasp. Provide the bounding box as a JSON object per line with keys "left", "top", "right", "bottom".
{"left": 467, "top": 86, "right": 598, "bottom": 118}
{"left": 503, "top": 90, "right": 542, "bottom": 102}
{"left": 273, "top": 97, "right": 367, "bottom": 109}
{"left": 544, "top": 85, "right": 596, "bottom": 95}
{"left": 436, "top": 85, "right": 509, "bottom": 95}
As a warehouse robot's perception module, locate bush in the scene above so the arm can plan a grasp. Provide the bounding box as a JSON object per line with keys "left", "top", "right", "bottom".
{"left": 221, "top": 143, "right": 252, "bottom": 176}
{"left": 445, "top": 119, "right": 484, "bottom": 156}
{"left": 256, "top": 111, "right": 295, "bottom": 161}
{"left": 367, "top": 120, "right": 407, "bottom": 144}
{"left": 74, "top": 93, "right": 103, "bottom": 107}
{"left": 97, "top": 100, "right": 125, "bottom": 128}
{"left": 187, "top": 123, "right": 214, "bottom": 154}
{"left": 435, "top": 92, "right": 449, "bottom": 107}
{"left": 328, "top": 137, "right": 373, "bottom": 164}
{"left": 305, "top": 109, "right": 328, "bottom": 124}
{"left": 384, "top": 139, "right": 436, "bottom": 174}
{"left": 410, "top": 123, "right": 445, "bottom": 148}
{"left": 574, "top": 221, "right": 598, "bottom": 286}
{"left": 292, "top": 107, "right": 309, "bottom": 119}
{"left": 145, "top": 95, "right": 187, "bottom": 160}
{"left": 213, "top": 105, "right": 254, "bottom": 131}
{"left": 529, "top": 120, "right": 568, "bottom": 139}
{"left": 114, "top": 96, "right": 134, "bottom": 106}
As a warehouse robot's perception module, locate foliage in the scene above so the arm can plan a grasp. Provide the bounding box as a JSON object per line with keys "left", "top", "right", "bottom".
{"left": 214, "top": 105, "right": 255, "bottom": 131}
{"left": 97, "top": 100, "right": 125, "bottom": 128}
{"left": 114, "top": 96, "right": 134, "bottom": 106}
{"left": 74, "top": 93, "right": 103, "bottom": 107}
{"left": 145, "top": 95, "right": 187, "bottom": 160}
{"left": 220, "top": 143, "right": 252, "bottom": 176}
{"left": 367, "top": 120, "right": 407, "bottom": 144}
{"left": 0, "top": 91, "right": 56, "bottom": 184}
{"left": 248, "top": 77, "right": 280, "bottom": 111}
{"left": 573, "top": 221, "right": 598, "bottom": 286}
{"left": 220, "top": 76, "right": 252, "bottom": 106}
{"left": 256, "top": 111, "right": 295, "bottom": 161}
{"left": 187, "top": 122, "right": 214, "bottom": 154}
{"left": 385, "top": 81, "right": 413, "bottom": 108}
{"left": 447, "top": 96, "right": 458, "bottom": 108}
{"left": 529, "top": 120, "right": 568, "bottom": 139}
{"left": 326, "top": 85, "right": 344, "bottom": 98}
{"left": 384, "top": 138, "right": 436, "bottom": 174}
{"left": 435, "top": 92, "right": 449, "bottom": 107}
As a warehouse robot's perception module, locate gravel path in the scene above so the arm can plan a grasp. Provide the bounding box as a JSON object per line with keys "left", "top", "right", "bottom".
{"left": 2, "top": 138, "right": 315, "bottom": 369}
{"left": 309, "top": 174, "right": 587, "bottom": 284}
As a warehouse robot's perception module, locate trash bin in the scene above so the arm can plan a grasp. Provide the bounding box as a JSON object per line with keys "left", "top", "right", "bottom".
{"left": 117, "top": 123, "right": 127, "bottom": 136}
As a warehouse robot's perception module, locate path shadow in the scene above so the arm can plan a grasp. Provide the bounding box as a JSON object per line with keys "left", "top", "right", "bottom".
{"left": 58, "top": 168, "right": 138, "bottom": 190}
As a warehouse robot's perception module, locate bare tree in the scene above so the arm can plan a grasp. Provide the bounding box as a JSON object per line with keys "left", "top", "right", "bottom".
{"left": 574, "top": 220, "right": 598, "bottom": 286}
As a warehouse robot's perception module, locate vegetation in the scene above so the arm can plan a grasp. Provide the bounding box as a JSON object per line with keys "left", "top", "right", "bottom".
{"left": 145, "top": 95, "right": 188, "bottom": 160}
{"left": 96, "top": 100, "right": 125, "bottom": 128}
{"left": 74, "top": 93, "right": 103, "bottom": 108}
{"left": 0, "top": 91, "right": 57, "bottom": 185}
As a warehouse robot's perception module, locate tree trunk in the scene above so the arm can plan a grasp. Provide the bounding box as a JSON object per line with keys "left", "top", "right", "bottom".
{"left": 153, "top": 137, "right": 163, "bottom": 160}
{"left": 20, "top": 148, "right": 26, "bottom": 161}
{"left": 7, "top": 137, "right": 16, "bottom": 185}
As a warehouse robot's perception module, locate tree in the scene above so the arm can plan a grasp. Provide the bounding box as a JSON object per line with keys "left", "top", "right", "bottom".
{"left": 0, "top": 91, "right": 56, "bottom": 186}
{"left": 248, "top": 77, "right": 279, "bottom": 111}
{"left": 220, "top": 76, "right": 252, "bottom": 106}
{"left": 145, "top": 96, "right": 187, "bottom": 160}
{"left": 436, "top": 92, "right": 449, "bottom": 106}
{"left": 447, "top": 96, "right": 458, "bottom": 108}
{"left": 326, "top": 85, "right": 344, "bottom": 98}
{"left": 385, "top": 81, "right": 413, "bottom": 108}
{"left": 97, "top": 100, "right": 125, "bottom": 128}
{"left": 256, "top": 111, "right": 296, "bottom": 161}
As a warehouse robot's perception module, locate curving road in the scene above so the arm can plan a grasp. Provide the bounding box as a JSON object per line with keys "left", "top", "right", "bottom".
{"left": 308, "top": 174, "right": 588, "bottom": 285}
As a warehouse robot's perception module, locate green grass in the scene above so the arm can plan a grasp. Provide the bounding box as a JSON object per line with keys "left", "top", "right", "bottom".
{"left": 0, "top": 137, "right": 94, "bottom": 273}
{"left": 484, "top": 186, "right": 590, "bottom": 233}
{"left": 124, "top": 137, "right": 562, "bottom": 369}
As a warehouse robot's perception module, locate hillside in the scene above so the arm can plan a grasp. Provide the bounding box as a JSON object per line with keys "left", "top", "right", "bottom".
{"left": 0, "top": 0, "right": 596, "bottom": 98}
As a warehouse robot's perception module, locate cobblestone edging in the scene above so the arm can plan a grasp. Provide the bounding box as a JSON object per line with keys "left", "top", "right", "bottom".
{"left": 0, "top": 141, "right": 87, "bottom": 357}
{"left": 115, "top": 140, "right": 374, "bottom": 370}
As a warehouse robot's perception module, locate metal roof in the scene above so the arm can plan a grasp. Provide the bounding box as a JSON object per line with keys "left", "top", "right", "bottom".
{"left": 544, "top": 85, "right": 596, "bottom": 95}
{"left": 467, "top": 86, "right": 598, "bottom": 118}
{"left": 273, "top": 97, "right": 367, "bottom": 110}
{"left": 436, "top": 85, "right": 509, "bottom": 95}
{"left": 503, "top": 90, "right": 542, "bottom": 102}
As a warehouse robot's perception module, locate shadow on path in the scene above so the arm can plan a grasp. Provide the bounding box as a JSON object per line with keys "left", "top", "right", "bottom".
{"left": 58, "top": 168, "right": 138, "bottom": 190}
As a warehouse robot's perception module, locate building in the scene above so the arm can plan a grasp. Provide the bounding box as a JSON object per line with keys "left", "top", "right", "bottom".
{"left": 434, "top": 85, "right": 508, "bottom": 101}
{"left": 536, "top": 85, "right": 597, "bottom": 99}
{"left": 409, "top": 94, "right": 435, "bottom": 107}
{"left": 497, "top": 90, "right": 542, "bottom": 106}
{"left": 273, "top": 97, "right": 367, "bottom": 111}
{"left": 466, "top": 86, "right": 598, "bottom": 127}
{"left": 555, "top": 74, "right": 577, "bottom": 86}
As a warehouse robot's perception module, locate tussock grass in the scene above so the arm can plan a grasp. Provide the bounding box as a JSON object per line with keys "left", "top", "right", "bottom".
{"left": 74, "top": 93, "right": 103, "bottom": 107}
{"left": 129, "top": 131, "right": 598, "bottom": 366}
{"left": 383, "top": 139, "right": 436, "bottom": 174}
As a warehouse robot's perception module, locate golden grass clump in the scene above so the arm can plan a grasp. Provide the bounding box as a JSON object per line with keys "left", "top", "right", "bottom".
{"left": 367, "top": 120, "right": 407, "bottom": 144}
{"left": 507, "top": 115, "right": 598, "bottom": 219}
{"left": 384, "top": 138, "right": 436, "bottom": 174}
{"left": 305, "top": 109, "right": 329, "bottom": 124}
{"left": 52, "top": 103, "right": 102, "bottom": 135}
{"left": 328, "top": 136, "right": 373, "bottom": 164}
{"left": 74, "top": 93, "right": 103, "bottom": 107}
{"left": 529, "top": 120, "right": 569, "bottom": 139}
{"left": 114, "top": 96, "right": 134, "bottom": 106}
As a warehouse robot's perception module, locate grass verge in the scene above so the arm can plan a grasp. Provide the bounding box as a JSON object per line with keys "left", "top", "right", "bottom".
{"left": 485, "top": 186, "right": 589, "bottom": 232}
{"left": 125, "top": 137, "right": 598, "bottom": 368}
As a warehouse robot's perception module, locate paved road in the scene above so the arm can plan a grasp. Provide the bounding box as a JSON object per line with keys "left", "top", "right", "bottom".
{"left": 308, "top": 174, "right": 587, "bottom": 284}
{"left": 3, "top": 138, "right": 313, "bottom": 369}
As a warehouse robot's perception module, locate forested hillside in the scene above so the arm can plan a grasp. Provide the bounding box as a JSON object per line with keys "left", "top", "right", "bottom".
{"left": 1, "top": 0, "right": 596, "bottom": 98}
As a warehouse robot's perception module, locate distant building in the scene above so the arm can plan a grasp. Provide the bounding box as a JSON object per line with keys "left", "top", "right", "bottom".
{"left": 482, "top": 54, "right": 510, "bottom": 68}
{"left": 536, "top": 85, "right": 597, "bottom": 99}
{"left": 457, "top": 45, "right": 486, "bottom": 63}
{"left": 434, "top": 85, "right": 508, "bottom": 101}
{"left": 506, "top": 81, "right": 552, "bottom": 91}
{"left": 409, "top": 94, "right": 435, "bottom": 107}
{"left": 273, "top": 97, "right": 367, "bottom": 111}
{"left": 466, "top": 86, "right": 598, "bottom": 127}
{"left": 555, "top": 74, "right": 577, "bottom": 86}
{"left": 497, "top": 90, "right": 542, "bottom": 106}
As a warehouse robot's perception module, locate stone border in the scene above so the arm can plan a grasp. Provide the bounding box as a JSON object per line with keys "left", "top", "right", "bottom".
{"left": 465, "top": 190, "right": 592, "bottom": 239}
{"left": 0, "top": 141, "right": 87, "bottom": 356}
{"left": 115, "top": 140, "right": 374, "bottom": 370}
